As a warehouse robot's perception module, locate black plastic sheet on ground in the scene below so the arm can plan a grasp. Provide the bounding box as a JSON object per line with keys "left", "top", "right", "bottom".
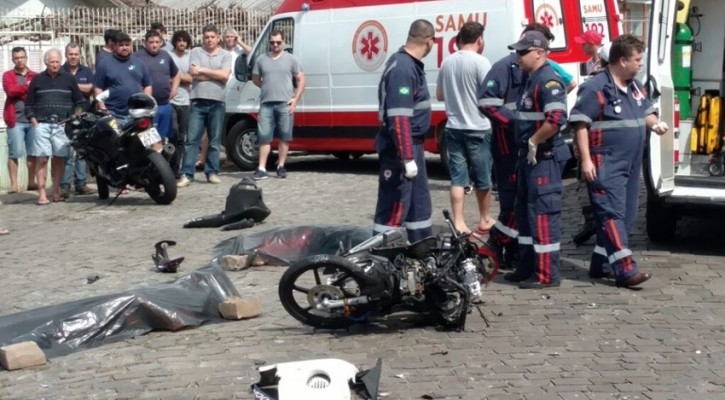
{"left": 212, "top": 225, "right": 373, "bottom": 264}
{"left": 0, "top": 264, "right": 239, "bottom": 359}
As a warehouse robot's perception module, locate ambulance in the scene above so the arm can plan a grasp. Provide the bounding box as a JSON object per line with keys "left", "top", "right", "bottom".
{"left": 645, "top": 0, "right": 725, "bottom": 241}
{"left": 224, "top": 0, "right": 622, "bottom": 170}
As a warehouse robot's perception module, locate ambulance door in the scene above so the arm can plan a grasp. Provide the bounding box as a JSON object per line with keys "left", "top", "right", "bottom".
{"left": 294, "top": 9, "right": 332, "bottom": 138}
{"left": 645, "top": 0, "right": 677, "bottom": 196}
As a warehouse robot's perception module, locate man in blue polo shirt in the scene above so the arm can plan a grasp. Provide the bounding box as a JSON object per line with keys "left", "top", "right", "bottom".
{"left": 59, "top": 42, "right": 95, "bottom": 199}
{"left": 93, "top": 31, "right": 152, "bottom": 124}
{"left": 135, "top": 30, "right": 180, "bottom": 140}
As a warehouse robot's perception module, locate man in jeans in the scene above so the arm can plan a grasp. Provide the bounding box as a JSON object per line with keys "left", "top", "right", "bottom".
{"left": 169, "top": 30, "right": 193, "bottom": 181}
{"left": 60, "top": 42, "right": 96, "bottom": 198}
{"left": 3, "top": 46, "right": 37, "bottom": 193}
{"left": 178, "top": 24, "right": 231, "bottom": 186}
{"left": 436, "top": 21, "right": 494, "bottom": 237}
{"left": 251, "top": 29, "right": 305, "bottom": 179}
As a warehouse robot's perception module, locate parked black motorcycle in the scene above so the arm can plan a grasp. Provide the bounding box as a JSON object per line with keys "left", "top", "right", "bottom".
{"left": 64, "top": 94, "right": 177, "bottom": 205}
{"left": 278, "top": 210, "right": 501, "bottom": 331}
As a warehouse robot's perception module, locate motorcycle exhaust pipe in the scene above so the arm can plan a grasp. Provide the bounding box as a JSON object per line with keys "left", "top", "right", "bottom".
{"left": 316, "top": 296, "right": 370, "bottom": 310}
{"left": 162, "top": 141, "right": 175, "bottom": 157}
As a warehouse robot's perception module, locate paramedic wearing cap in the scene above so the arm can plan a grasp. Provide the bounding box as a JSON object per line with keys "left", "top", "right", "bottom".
{"left": 576, "top": 29, "right": 605, "bottom": 75}
{"left": 505, "top": 30, "right": 570, "bottom": 289}
{"left": 372, "top": 19, "right": 435, "bottom": 242}
{"left": 570, "top": 34, "right": 667, "bottom": 288}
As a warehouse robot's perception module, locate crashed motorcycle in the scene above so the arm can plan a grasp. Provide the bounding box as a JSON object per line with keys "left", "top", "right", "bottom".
{"left": 278, "top": 210, "right": 501, "bottom": 331}
{"left": 64, "top": 93, "right": 177, "bottom": 205}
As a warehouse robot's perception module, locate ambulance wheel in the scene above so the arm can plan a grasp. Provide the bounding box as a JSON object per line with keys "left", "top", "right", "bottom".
{"left": 227, "top": 121, "right": 258, "bottom": 171}
{"left": 332, "top": 152, "right": 364, "bottom": 161}
{"left": 646, "top": 196, "right": 676, "bottom": 242}
{"left": 437, "top": 132, "right": 450, "bottom": 174}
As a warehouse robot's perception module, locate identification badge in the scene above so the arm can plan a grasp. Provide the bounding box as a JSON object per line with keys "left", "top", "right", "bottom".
{"left": 614, "top": 105, "right": 622, "bottom": 114}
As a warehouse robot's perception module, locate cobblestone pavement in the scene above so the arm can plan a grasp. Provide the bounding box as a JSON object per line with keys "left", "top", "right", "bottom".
{"left": 1, "top": 155, "right": 725, "bottom": 400}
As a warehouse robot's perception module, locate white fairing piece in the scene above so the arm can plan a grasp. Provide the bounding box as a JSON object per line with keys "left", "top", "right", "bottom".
{"left": 261, "top": 358, "right": 359, "bottom": 400}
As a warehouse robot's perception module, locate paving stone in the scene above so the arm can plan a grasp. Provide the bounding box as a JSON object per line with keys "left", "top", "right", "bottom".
{"left": 1, "top": 156, "right": 724, "bottom": 398}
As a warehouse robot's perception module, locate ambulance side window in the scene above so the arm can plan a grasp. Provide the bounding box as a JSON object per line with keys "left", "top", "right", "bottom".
{"left": 532, "top": 0, "right": 568, "bottom": 50}
{"left": 249, "top": 17, "right": 295, "bottom": 72}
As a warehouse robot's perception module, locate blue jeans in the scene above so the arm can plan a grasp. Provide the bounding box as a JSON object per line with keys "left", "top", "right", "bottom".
{"left": 154, "top": 103, "right": 174, "bottom": 139}
{"left": 257, "top": 101, "right": 293, "bottom": 144}
{"left": 60, "top": 150, "right": 88, "bottom": 189}
{"left": 181, "top": 99, "right": 224, "bottom": 179}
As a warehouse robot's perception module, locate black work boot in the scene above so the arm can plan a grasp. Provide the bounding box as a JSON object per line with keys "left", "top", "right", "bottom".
{"left": 572, "top": 206, "right": 597, "bottom": 245}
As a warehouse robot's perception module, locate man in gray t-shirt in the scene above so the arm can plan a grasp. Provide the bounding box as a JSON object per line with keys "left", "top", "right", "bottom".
{"left": 177, "top": 24, "right": 232, "bottom": 187}
{"left": 169, "top": 30, "right": 193, "bottom": 180}
{"left": 250, "top": 29, "right": 305, "bottom": 180}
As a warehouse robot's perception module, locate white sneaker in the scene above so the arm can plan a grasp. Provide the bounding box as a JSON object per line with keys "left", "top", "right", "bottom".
{"left": 207, "top": 175, "right": 221, "bottom": 184}
{"left": 177, "top": 176, "right": 191, "bottom": 187}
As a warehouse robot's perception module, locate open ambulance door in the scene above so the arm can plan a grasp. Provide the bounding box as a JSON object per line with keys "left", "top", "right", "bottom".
{"left": 644, "top": 0, "right": 678, "bottom": 197}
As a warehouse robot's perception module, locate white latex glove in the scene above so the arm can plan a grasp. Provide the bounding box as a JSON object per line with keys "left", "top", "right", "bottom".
{"left": 404, "top": 159, "right": 418, "bottom": 179}
{"left": 527, "top": 139, "right": 538, "bottom": 166}
{"left": 96, "top": 90, "right": 110, "bottom": 102}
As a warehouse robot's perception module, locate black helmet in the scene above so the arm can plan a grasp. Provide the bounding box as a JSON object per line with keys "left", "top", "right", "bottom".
{"left": 128, "top": 93, "right": 157, "bottom": 119}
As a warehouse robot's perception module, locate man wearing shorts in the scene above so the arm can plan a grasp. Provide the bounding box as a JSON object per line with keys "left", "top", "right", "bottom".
{"left": 436, "top": 21, "right": 494, "bottom": 237}
{"left": 25, "top": 48, "right": 84, "bottom": 204}
{"left": 251, "top": 29, "right": 306, "bottom": 179}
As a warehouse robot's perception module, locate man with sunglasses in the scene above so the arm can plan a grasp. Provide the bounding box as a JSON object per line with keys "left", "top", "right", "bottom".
{"left": 478, "top": 23, "right": 574, "bottom": 273}
{"left": 372, "top": 19, "right": 436, "bottom": 243}
{"left": 502, "top": 30, "right": 570, "bottom": 289}
{"left": 570, "top": 34, "right": 667, "bottom": 288}
{"left": 251, "top": 30, "right": 305, "bottom": 180}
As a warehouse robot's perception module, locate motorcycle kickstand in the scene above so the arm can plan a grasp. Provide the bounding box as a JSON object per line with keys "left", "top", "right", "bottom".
{"left": 108, "top": 186, "right": 126, "bottom": 206}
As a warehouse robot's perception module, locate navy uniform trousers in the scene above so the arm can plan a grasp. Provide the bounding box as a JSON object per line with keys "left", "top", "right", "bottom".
{"left": 515, "top": 145, "right": 569, "bottom": 284}
{"left": 373, "top": 133, "right": 433, "bottom": 243}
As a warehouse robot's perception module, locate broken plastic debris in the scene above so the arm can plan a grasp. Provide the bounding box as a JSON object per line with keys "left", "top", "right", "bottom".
{"left": 588, "top": 303, "right": 597, "bottom": 308}
{"left": 394, "top": 373, "right": 406, "bottom": 379}
{"left": 696, "top": 350, "right": 702, "bottom": 354}
{"left": 540, "top": 294, "right": 550, "bottom": 300}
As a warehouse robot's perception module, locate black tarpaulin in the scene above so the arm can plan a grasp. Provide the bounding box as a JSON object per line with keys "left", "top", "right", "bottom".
{"left": 212, "top": 225, "right": 372, "bottom": 264}
{"left": 0, "top": 264, "right": 239, "bottom": 359}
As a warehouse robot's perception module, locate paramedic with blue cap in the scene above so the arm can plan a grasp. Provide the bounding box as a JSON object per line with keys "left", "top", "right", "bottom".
{"left": 479, "top": 23, "right": 575, "bottom": 271}
{"left": 570, "top": 34, "right": 667, "bottom": 288}
{"left": 372, "top": 19, "right": 435, "bottom": 242}
{"left": 504, "top": 30, "right": 570, "bottom": 289}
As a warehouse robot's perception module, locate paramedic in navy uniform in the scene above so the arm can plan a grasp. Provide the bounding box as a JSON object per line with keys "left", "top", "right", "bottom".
{"left": 570, "top": 34, "right": 668, "bottom": 288}
{"left": 504, "top": 31, "right": 570, "bottom": 289}
{"left": 372, "top": 19, "right": 435, "bottom": 242}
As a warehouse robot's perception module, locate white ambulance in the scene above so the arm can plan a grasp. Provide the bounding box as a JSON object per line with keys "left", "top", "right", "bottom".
{"left": 645, "top": 0, "right": 725, "bottom": 241}
{"left": 224, "top": 0, "right": 622, "bottom": 170}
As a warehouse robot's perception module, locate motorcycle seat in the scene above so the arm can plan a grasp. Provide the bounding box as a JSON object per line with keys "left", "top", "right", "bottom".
{"left": 370, "top": 236, "right": 437, "bottom": 261}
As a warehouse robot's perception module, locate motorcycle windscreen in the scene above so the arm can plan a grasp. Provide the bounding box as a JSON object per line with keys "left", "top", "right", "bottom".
{"left": 0, "top": 264, "right": 239, "bottom": 359}
{"left": 212, "top": 225, "right": 373, "bottom": 264}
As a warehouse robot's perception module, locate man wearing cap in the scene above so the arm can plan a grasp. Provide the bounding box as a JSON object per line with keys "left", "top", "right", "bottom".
{"left": 503, "top": 30, "right": 570, "bottom": 289}
{"left": 576, "top": 30, "right": 605, "bottom": 75}
{"left": 570, "top": 34, "right": 667, "bottom": 288}
{"left": 93, "top": 31, "right": 153, "bottom": 124}
{"left": 478, "top": 22, "right": 576, "bottom": 272}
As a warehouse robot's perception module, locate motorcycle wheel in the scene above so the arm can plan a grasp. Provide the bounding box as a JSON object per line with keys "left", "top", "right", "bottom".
{"left": 278, "top": 255, "right": 368, "bottom": 329}
{"left": 96, "top": 177, "right": 110, "bottom": 200}
{"left": 145, "top": 151, "right": 177, "bottom": 205}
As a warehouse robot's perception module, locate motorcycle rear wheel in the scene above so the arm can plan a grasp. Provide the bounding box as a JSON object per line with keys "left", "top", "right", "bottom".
{"left": 145, "top": 151, "right": 177, "bottom": 205}
{"left": 279, "top": 255, "right": 368, "bottom": 329}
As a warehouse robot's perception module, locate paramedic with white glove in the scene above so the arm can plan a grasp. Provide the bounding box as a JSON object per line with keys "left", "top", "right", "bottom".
{"left": 372, "top": 19, "right": 435, "bottom": 243}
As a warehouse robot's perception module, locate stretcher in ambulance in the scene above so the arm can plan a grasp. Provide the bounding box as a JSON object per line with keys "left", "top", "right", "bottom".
{"left": 644, "top": 0, "right": 725, "bottom": 241}
{"left": 224, "top": 0, "right": 621, "bottom": 170}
